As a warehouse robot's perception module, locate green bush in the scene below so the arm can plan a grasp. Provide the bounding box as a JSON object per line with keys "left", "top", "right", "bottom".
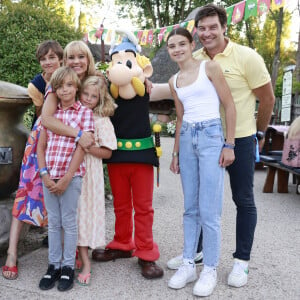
{"left": 0, "top": 1, "right": 83, "bottom": 128}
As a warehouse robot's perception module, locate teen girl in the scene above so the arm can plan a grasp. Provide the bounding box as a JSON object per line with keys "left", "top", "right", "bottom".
{"left": 166, "top": 28, "right": 236, "bottom": 297}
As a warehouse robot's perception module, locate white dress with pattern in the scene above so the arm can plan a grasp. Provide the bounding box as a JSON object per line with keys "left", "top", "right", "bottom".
{"left": 77, "top": 116, "right": 117, "bottom": 249}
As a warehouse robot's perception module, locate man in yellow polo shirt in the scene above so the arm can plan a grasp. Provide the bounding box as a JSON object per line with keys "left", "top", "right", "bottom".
{"left": 167, "top": 3, "right": 275, "bottom": 293}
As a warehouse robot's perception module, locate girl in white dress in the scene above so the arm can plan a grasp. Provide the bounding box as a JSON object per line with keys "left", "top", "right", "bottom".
{"left": 77, "top": 76, "right": 117, "bottom": 285}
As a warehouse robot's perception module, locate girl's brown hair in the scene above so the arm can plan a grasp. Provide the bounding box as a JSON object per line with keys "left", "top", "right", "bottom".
{"left": 167, "top": 27, "right": 194, "bottom": 45}
{"left": 81, "top": 76, "right": 116, "bottom": 117}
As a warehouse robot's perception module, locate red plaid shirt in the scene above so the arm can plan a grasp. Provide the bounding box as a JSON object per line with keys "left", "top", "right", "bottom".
{"left": 44, "top": 101, "right": 94, "bottom": 179}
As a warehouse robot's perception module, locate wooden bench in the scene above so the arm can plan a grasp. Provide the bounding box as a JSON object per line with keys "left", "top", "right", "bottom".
{"left": 260, "top": 154, "right": 300, "bottom": 194}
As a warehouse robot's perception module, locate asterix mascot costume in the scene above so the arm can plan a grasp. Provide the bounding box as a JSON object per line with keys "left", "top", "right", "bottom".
{"left": 91, "top": 29, "right": 170, "bottom": 279}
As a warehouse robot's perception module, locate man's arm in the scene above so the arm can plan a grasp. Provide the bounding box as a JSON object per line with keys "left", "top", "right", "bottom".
{"left": 253, "top": 81, "right": 275, "bottom": 151}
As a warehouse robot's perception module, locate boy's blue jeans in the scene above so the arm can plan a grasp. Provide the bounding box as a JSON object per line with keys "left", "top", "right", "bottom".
{"left": 179, "top": 119, "right": 224, "bottom": 267}
{"left": 43, "top": 176, "right": 82, "bottom": 269}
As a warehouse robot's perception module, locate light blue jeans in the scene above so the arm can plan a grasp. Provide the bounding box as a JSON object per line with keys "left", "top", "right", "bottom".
{"left": 179, "top": 119, "right": 224, "bottom": 267}
{"left": 43, "top": 176, "right": 82, "bottom": 269}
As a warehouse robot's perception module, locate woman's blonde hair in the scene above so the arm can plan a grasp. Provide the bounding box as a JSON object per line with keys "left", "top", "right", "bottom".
{"left": 63, "top": 41, "right": 96, "bottom": 79}
{"left": 50, "top": 66, "right": 80, "bottom": 100}
{"left": 81, "top": 76, "right": 116, "bottom": 117}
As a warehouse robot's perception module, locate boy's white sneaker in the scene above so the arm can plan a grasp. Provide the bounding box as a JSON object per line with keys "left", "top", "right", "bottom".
{"left": 168, "top": 260, "right": 197, "bottom": 289}
{"left": 193, "top": 266, "right": 217, "bottom": 297}
{"left": 167, "top": 252, "right": 203, "bottom": 270}
{"left": 227, "top": 258, "right": 249, "bottom": 288}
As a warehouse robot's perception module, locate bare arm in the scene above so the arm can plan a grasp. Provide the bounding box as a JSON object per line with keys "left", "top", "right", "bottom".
{"left": 88, "top": 146, "right": 112, "bottom": 159}
{"left": 41, "top": 92, "right": 94, "bottom": 149}
{"left": 253, "top": 82, "right": 275, "bottom": 151}
{"left": 169, "top": 77, "right": 183, "bottom": 174}
{"left": 206, "top": 61, "right": 236, "bottom": 167}
{"left": 149, "top": 83, "right": 173, "bottom": 101}
{"left": 28, "top": 83, "right": 43, "bottom": 117}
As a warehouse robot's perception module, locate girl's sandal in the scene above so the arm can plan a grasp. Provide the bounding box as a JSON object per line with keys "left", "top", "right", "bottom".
{"left": 77, "top": 272, "right": 91, "bottom": 286}
{"left": 2, "top": 253, "right": 18, "bottom": 280}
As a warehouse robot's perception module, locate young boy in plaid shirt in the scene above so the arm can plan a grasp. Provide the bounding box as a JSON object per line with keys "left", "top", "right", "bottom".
{"left": 37, "top": 66, "right": 94, "bottom": 292}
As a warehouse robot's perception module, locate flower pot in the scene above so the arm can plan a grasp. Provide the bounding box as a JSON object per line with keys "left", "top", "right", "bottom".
{"left": 0, "top": 81, "right": 31, "bottom": 199}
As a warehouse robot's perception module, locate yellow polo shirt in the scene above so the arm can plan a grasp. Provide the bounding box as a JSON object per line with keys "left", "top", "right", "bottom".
{"left": 193, "top": 39, "right": 271, "bottom": 138}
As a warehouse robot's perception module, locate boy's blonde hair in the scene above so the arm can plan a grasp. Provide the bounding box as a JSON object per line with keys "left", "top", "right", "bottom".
{"left": 81, "top": 76, "right": 116, "bottom": 117}
{"left": 63, "top": 41, "right": 96, "bottom": 80}
{"left": 50, "top": 66, "right": 81, "bottom": 100}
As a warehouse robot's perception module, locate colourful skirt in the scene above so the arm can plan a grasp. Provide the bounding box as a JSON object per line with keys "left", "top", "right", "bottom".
{"left": 12, "top": 117, "right": 47, "bottom": 226}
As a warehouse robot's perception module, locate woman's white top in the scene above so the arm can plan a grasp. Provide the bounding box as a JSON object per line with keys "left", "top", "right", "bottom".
{"left": 173, "top": 61, "right": 220, "bottom": 123}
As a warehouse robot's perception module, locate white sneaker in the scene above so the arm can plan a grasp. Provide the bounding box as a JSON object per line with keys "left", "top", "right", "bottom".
{"left": 167, "top": 252, "right": 203, "bottom": 270}
{"left": 168, "top": 260, "right": 197, "bottom": 289}
{"left": 193, "top": 266, "right": 217, "bottom": 297}
{"left": 227, "top": 258, "right": 249, "bottom": 287}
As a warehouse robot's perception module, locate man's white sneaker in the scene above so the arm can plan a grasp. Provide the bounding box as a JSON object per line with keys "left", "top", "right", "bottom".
{"left": 193, "top": 266, "right": 217, "bottom": 297}
{"left": 227, "top": 258, "right": 249, "bottom": 288}
{"left": 167, "top": 252, "right": 203, "bottom": 270}
{"left": 168, "top": 260, "right": 197, "bottom": 289}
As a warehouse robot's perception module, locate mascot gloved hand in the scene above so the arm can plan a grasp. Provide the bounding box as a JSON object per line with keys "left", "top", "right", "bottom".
{"left": 92, "top": 29, "right": 170, "bottom": 279}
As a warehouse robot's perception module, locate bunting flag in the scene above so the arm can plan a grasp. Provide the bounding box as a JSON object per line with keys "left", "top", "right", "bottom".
{"left": 186, "top": 20, "right": 195, "bottom": 32}
{"left": 85, "top": 0, "right": 283, "bottom": 46}
{"left": 244, "top": 0, "right": 258, "bottom": 20}
{"left": 104, "top": 29, "right": 113, "bottom": 44}
{"left": 140, "top": 30, "right": 149, "bottom": 45}
{"left": 158, "top": 27, "right": 167, "bottom": 44}
{"left": 271, "top": 0, "right": 285, "bottom": 10}
{"left": 226, "top": 6, "right": 235, "bottom": 25}
{"left": 257, "top": 0, "right": 271, "bottom": 15}
{"left": 232, "top": 1, "right": 246, "bottom": 24}
{"left": 164, "top": 25, "right": 174, "bottom": 42}
{"left": 147, "top": 29, "right": 154, "bottom": 45}
{"left": 137, "top": 30, "right": 144, "bottom": 42}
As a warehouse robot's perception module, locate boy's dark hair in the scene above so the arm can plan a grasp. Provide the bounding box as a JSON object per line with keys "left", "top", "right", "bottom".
{"left": 195, "top": 4, "right": 227, "bottom": 28}
{"left": 167, "top": 27, "right": 194, "bottom": 44}
{"left": 36, "top": 40, "right": 63, "bottom": 62}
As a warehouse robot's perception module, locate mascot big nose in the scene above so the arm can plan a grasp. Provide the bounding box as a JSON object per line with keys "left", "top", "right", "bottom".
{"left": 91, "top": 29, "right": 165, "bottom": 280}
{"left": 106, "top": 51, "right": 144, "bottom": 86}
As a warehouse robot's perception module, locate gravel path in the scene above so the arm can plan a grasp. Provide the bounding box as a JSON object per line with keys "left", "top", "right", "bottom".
{"left": 1, "top": 137, "right": 300, "bottom": 299}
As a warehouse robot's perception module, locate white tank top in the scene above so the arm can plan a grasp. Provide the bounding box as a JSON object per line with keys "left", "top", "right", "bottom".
{"left": 173, "top": 61, "right": 220, "bottom": 123}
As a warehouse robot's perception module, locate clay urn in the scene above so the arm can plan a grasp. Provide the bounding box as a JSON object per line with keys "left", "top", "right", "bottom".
{"left": 0, "top": 81, "right": 32, "bottom": 199}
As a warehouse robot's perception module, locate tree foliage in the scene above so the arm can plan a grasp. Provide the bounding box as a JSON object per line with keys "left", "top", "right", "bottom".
{"left": 0, "top": 1, "right": 82, "bottom": 87}
{"left": 226, "top": 6, "right": 294, "bottom": 97}
{"left": 115, "top": 0, "right": 210, "bottom": 28}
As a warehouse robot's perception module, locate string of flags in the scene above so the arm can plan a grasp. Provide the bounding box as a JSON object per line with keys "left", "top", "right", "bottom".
{"left": 84, "top": 0, "right": 286, "bottom": 46}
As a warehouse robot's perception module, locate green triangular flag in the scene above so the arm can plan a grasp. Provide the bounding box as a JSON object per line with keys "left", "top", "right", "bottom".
{"left": 226, "top": 6, "right": 234, "bottom": 25}
{"left": 244, "top": 0, "right": 258, "bottom": 20}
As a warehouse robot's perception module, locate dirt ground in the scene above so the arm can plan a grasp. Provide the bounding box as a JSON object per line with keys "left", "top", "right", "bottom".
{"left": 0, "top": 224, "right": 47, "bottom": 267}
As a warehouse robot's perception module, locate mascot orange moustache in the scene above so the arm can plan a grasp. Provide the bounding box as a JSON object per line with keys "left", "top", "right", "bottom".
{"left": 92, "top": 30, "right": 171, "bottom": 279}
